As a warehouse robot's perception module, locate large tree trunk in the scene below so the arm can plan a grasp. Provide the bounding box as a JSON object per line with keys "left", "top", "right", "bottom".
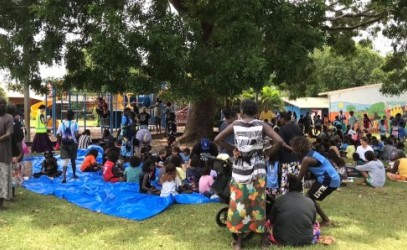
{"left": 178, "top": 97, "right": 217, "bottom": 144}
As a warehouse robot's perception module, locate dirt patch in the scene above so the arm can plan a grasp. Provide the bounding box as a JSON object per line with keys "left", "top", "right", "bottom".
{"left": 27, "top": 126, "right": 195, "bottom": 152}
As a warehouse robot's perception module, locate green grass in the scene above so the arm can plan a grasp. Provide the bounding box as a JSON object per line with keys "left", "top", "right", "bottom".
{"left": 1, "top": 181, "right": 407, "bottom": 250}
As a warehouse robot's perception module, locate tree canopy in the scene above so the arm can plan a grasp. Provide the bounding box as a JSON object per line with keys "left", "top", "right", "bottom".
{"left": 1, "top": 0, "right": 407, "bottom": 141}
{"left": 302, "top": 44, "right": 387, "bottom": 96}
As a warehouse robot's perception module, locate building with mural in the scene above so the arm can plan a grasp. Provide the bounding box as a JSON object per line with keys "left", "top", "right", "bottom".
{"left": 319, "top": 83, "right": 407, "bottom": 131}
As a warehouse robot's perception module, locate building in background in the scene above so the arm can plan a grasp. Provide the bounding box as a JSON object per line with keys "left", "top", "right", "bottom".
{"left": 319, "top": 83, "right": 407, "bottom": 131}
{"left": 283, "top": 97, "right": 329, "bottom": 120}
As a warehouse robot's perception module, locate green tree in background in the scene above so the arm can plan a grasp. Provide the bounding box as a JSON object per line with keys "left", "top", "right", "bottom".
{"left": 0, "top": 87, "right": 8, "bottom": 102}
{"left": 303, "top": 45, "right": 387, "bottom": 96}
{"left": 1, "top": 0, "right": 407, "bottom": 142}
{"left": 239, "top": 85, "right": 284, "bottom": 113}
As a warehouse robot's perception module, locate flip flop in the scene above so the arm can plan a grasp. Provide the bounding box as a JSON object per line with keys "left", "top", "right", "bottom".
{"left": 318, "top": 236, "right": 336, "bottom": 245}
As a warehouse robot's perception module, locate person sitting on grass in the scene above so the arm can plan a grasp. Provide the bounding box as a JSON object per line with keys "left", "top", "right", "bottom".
{"left": 269, "top": 174, "right": 317, "bottom": 246}
{"left": 386, "top": 151, "right": 407, "bottom": 181}
{"left": 326, "top": 149, "right": 348, "bottom": 182}
{"left": 290, "top": 136, "right": 341, "bottom": 227}
{"left": 33, "top": 151, "right": 62, "bottom": 178}
{"left": 124, "top": 156, "right": 142, "bottom": 183}
{"left": 103, "top": 151, "right": 124, "bottom": 183}
{"left": 199, "top": 165, "right": 214, "bottom": 198}
{"left": 160, "top": 163, "right": 181, "bottom": 197}
{"left": 356, "top": 137, "right": 374, "bottom": 162}
{"left": 80, "top": 149, "right": 102, "bottom": 172}
{"left": 387, "top": 151, "right": 407, "bottom": 181}
{"left": 139, "top": 157, "right": 160, "bottom": 195}
{"left": 352, "top": 152, "right": 365, "bottom": 165}
{"left": 355, "top": 151, "right": 385, "bottom": 188}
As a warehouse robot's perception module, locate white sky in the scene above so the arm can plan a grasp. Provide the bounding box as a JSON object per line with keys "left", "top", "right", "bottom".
{"left": 0, "top": 31, "right": 394, "bottom": 83}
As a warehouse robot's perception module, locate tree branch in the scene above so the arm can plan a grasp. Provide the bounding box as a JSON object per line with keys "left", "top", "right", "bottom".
{"left": 324, "top": 16, "right": 385, "bottom": 31}
{"left": 327, "top": 10, "right": 383, "bottom": 21}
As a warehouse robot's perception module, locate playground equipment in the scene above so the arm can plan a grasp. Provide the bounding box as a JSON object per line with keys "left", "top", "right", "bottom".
{"left": 30, "top": 100, "right": 52, "bottom": 119}
{"left": 25, "top": 86, "right": 162, "bottom": 141}
{"left": 30, "top": 100, "right": 60, "bottom": 130}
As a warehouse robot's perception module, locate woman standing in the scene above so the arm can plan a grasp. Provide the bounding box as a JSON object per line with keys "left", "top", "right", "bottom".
{"left": 31, "top": 105, "right": 53, "bottom": 153}
{"left": 215, "top": 99, "right": 283, "bottom": 250}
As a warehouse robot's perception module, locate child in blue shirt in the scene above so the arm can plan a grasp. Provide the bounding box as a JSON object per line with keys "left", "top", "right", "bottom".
{"left": 124, "top": 156, "right": 142, "bottom": 183}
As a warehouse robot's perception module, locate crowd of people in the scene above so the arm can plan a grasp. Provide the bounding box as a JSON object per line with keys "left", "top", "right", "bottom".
{"left": 213, "top": 102, "right": 406, "bottom": 249}
{"left": 1, "top": 95, "right": 406, "bottom": 249}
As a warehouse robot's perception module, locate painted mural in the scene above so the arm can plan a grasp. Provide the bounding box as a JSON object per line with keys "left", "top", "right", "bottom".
{"left": 325, "top": 84, "right": 407, "bottom": 132}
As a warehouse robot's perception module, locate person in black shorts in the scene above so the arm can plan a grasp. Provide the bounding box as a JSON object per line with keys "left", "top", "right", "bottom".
{"left": 290, "top": 136, "right": 341, "bottom": 226}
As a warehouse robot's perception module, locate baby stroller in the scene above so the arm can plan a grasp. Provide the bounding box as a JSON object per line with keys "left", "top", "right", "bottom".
{"left": 200, "top": 153, "right": 255, "bottom": 241}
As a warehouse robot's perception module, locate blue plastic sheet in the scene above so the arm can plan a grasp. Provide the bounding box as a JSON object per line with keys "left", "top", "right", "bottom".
{"left": 22, "top": 149, "right": 218, "bottom": 221}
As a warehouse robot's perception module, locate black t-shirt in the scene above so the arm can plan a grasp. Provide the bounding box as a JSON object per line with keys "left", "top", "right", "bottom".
{"left": 139, "top": 112, "right": 151, "bottom": 126}
{"left": 190, "top": 142, "right": 219, "bottom": 159}
{"left": 279, "top": 123, "right": 303, "bottom": 163}
{"left": 270, "top": 192, "right": 316, "bottom": 246}
{"left": 42, "top": 158, "right": 58, "bottom": 174}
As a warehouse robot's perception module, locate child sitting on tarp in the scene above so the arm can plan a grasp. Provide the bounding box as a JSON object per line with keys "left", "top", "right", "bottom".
{"left": 33, "top": 151, "right": 62, "bottom": 178}
{"left": 139, "top": 157, "right": 160, "bottom": 194}
{"left": 80, "top": 149, "right": 102, "bottom": 172}
{"left": 160, "top": 163, "right": 181, "bottom": 197}
{"left": 184, "top": 156, "right": 203, "bottom": 193}
{"left": 124, "top": 156, "right": 142, "bottom": 183}
{"left": 103, "top": 151, "right": 124, "bottom": 183}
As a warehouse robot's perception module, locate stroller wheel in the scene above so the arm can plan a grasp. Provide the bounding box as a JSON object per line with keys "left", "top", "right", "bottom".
{"left": 232, "top": 232, "right": 255, "bottom": 241}
{"left": 216, "top": 207, "right": 229, "bottom": 227}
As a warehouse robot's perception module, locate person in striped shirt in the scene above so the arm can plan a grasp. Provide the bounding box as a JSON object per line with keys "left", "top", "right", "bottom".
{"left": 78, "top": 129, "right": 92, "bottom": 149}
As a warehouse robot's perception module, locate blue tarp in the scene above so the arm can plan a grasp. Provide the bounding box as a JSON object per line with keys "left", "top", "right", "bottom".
{"left": 22, "top": 146, "right": 218, "bottom": 221}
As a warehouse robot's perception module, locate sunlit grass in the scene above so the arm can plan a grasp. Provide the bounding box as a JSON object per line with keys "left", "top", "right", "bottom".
{"left": 1, "top": 180, "right": 407, "bottom": 249}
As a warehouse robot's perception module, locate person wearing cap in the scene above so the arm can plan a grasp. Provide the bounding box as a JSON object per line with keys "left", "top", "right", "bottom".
{"left": 189, "top": 138, "right": 218, "bottom": 168}
{"left": 31, "top": 104, "right": 53, "bottom": 153}
{"left": 190, "top": 138, "right": 218, "bottom": 159}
